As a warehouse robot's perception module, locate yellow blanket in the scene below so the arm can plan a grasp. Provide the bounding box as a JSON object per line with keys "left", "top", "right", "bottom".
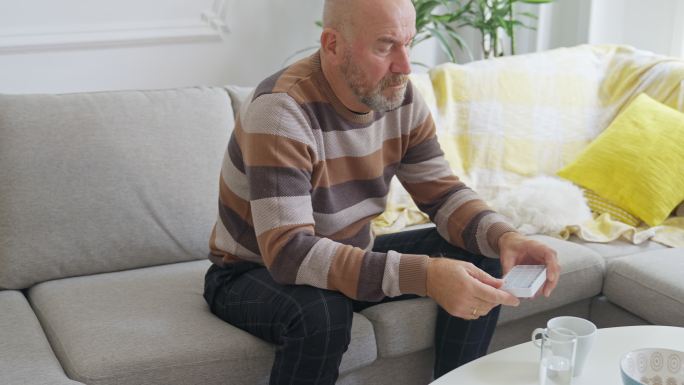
{"left": 373, "top": 45, "right": 684, "bottom": 248}
{"left": 560, "top": 214, "right": 684, "bottom": 248}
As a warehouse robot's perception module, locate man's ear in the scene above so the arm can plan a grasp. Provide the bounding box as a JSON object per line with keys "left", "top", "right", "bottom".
{"left": 320, "top": 28, "right": 340, "bottom": 61}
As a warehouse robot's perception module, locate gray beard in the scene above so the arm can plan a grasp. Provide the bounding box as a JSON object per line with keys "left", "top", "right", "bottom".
{"left": 358, "top": 84, "right": 407, "bottom": 112}
{"left": 341, "top": 54, "right": 408, "bottom": 112}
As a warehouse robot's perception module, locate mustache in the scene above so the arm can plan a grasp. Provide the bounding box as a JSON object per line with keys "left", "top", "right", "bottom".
{"left": 380, "top": 74, "right": 409, "bottom": 88}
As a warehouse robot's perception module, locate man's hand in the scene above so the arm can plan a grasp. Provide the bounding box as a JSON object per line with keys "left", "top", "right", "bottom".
{"left": 498, "top": 232, "right": 560, "bottom": 298}
{"left": 426, "top": 258, "right": 520, "bottom": 319}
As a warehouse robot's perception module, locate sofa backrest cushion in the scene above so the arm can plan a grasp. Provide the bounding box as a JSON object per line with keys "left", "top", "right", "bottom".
{"left": 0, "top": 87, "right": 233, "bottom": 289}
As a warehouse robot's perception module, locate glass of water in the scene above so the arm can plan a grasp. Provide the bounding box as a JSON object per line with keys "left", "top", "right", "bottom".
{"left": 538, "top": 330, "right": 577, "bottom": 385}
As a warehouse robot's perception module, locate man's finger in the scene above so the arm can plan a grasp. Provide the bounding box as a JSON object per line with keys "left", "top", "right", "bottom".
{"left": 470, "top": 266, "right": 504, "bottom": 288}
{"left": 473, "top": 279, "right": 520, "bottom": 306}
{"left": 543, "top": 249, "right": 560, "bottom": 297}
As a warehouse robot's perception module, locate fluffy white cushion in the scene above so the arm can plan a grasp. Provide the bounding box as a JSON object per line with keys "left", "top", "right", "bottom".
{"left": 491, "top": 176, "right": 592, "bottom": 235}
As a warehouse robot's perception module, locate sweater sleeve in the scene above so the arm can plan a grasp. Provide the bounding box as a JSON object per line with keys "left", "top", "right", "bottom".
{"left": 239, "top": 93, "right": 428, "bottom": 300}
{"left": 396, "top": 86, "right": 516, "bottom": 258}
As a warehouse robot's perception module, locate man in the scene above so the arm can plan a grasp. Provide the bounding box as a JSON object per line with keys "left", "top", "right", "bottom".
{"left": 204, "top": 0, "right": 560, "bottom": 383}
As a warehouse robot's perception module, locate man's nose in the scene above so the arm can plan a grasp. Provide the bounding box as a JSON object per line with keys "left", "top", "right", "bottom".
{"left": 390, "top": 45, "right": 412, "bottom": 74}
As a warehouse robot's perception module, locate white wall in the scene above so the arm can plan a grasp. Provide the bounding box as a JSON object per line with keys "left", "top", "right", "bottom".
{"left": 587, "top": 0, "right": 684, "bottom": 57}
{"left": 473, "top": 0, "right": 684, "bottom": 60}
{"left": 0, "top": 0, "right": 445, "bottom": 94}
{"left": 0, "top": 1, "right": 328, "bottom": 94}
{"left": 1, "top": 0, "right": 682, "bottom": 94}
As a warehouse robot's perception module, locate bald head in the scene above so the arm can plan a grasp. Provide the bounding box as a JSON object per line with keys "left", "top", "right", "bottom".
{"left": 323, "top": 0, "right": 415, "bottom": 40}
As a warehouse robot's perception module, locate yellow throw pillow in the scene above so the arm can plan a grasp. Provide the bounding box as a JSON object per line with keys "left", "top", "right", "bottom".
{"left": 557, "top": 93, "right": 684, "bottom": 226}
{"left": 582, "top": 189, "right": 641, "bottom": 226}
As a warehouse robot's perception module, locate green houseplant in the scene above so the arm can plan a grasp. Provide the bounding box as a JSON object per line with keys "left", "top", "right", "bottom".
{"left": 456, "top": 0, "right": 554, "bottom": 59}
{"left": 412, "top": 0, "right": 554, "bottom": 61}
{"left": 411, "top": 0, "right": 474, "bottom": 64}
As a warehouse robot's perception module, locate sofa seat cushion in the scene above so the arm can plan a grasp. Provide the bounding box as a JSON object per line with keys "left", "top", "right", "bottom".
{"left": 360, "top": 297, "right": 437, "bottom": 358}
{"left": 28, "top": 260, "right": 377, "bottom": 385}
{"left": 498, "top": 235, "right": 605, "bottom": 324}
{"left": 569, "top": 236, "right": 668, "bottom": 265}
{"left": 604, "top": 249, "right": 684, "bottom": 326}
{"left": 0, "top": 290, "right": 82, "bottom": 385}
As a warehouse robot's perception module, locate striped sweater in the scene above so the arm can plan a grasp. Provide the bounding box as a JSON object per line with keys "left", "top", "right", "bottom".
{"left": 209, "top": 52, "right": 516, "bottom": 301}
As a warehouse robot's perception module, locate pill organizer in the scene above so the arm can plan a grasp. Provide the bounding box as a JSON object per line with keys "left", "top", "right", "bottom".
{"left": 502, "top": 265, "right": 547, "bottom": 298}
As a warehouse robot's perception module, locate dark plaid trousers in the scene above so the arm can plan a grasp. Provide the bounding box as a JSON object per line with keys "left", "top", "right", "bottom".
{"left": 204, "top": 227, "right": 502, "bottom": 384}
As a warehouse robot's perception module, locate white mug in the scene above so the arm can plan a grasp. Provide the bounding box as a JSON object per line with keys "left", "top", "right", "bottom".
{"left": 532, "top": 316, "right": 596, "bottom": 377}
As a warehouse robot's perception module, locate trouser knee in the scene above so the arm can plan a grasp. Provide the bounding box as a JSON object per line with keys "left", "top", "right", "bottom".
{"left": 283, "top": 291, "right": 354, "bottom": 354}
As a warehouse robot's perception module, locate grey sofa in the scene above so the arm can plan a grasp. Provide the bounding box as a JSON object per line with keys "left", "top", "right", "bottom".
{"left": 1, "top": 85, "right": 683, "bottom": 385}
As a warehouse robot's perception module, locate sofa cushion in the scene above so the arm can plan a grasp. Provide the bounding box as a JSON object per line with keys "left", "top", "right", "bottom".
{"left": 569, "top": 236, "right": 667, "bottom": 264}
{"left": 0, "top": 290, "right": 82, "bottom": 385}
{"left": 0, "top": 87, "right": 233, "bottom": 289}
{"left": 604, "top": 249, "right": 684, "bottom": 326}
{"left": 557, "top": 93, "right": 684, "bottom": 226}
{"left": 224, "top": 84, "right": 254, "bottom": 118}
{"left": 360, "top": 297, "right": 436, "bottom": 358}
{"left": 27, "top": 260, "right": 376, "bottom": 385}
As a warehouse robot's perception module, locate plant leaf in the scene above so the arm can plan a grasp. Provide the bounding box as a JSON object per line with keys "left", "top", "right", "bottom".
{"left": 426, "top": 27, "right": 456, "bottom": 62}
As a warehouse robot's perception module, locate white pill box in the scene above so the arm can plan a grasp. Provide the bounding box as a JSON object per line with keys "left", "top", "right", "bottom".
{"left": 502, "top": 265, "right": 547, "bottom": 298}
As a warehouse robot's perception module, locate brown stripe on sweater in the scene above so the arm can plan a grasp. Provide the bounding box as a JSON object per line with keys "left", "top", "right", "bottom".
{"left": 208, "top": 226, "right": 244, "bottom": 266}
{"left": 312, "top": 137, "right": 403, "bottom": 188}
{"left": 327, "top": 243, "right": 366, "bottom": 299}
{"left": 238, "top": 132, "right": 314, "bottom": 170}
{"left": 447, "top": 199, "right": 493, "bottom": 251}
{"left": 311, "top": 136, "right": 404, "bottom": 188}
{"left": 267, "top": 230, "right": 319, "bottom": 284}
{"left": 356, "top": 251, "right": 387, "bottom": 301}
{"left": 407, "top": 116, "right": 436, "bottom": 147}
{"left": 208, "top": 251, "right": 243, "bottom": 267}
{"left": 486, "top": 221, "right": 517, "bottom": 256}
{"left": 208, "top": 224, "right": 219, "bottom": 255}
{"left": 311, "top": 165, "right": 396, "bottom": 213}
{"left": 256, "top": 224, "right": 315, "bottom": 267}
{"left": 272, "top": 58, "right": 315, "bottom": 95}
{"left": 398, "top": 254, "right": 429, "bottom": 296}
{"left": 327, "top": 216, "right": 374, "bottom": 246}
{"left": 401, "top": 175, "right": 465, "bottom": 205}
{"left": 286, "top": 80, "right": 330, "bottom": 105}
{"left": 218, "top": 176, "right": 252, "bottom": 225}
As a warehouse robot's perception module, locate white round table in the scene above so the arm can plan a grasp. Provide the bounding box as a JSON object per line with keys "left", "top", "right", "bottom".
{"left": 430, "top": 326, "right": 684, "bottom": 384}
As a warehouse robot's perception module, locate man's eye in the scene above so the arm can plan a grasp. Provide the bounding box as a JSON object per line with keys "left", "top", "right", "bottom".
{"left": 377, "top": 45, "right": 392, "bottom": 53}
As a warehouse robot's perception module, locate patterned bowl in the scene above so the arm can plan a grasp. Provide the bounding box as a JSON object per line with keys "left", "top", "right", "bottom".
{"left": 620, "top": 348, "right": 684, "bottom": 385}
